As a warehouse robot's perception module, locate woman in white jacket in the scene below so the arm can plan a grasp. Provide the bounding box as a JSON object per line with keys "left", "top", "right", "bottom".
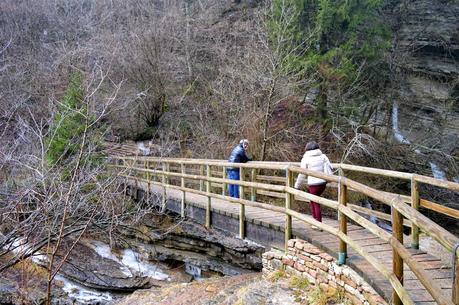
{"left": 294, "top": 141, "right": 333, "bottom": 229}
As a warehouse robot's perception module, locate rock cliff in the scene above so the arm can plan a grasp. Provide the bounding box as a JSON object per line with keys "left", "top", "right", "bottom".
{"left": 390, "top": 0, "right": 458, "bottom": 176}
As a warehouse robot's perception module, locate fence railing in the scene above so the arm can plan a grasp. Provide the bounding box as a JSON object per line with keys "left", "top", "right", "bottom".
{"left": 110, "top": 156, "right": 459, "bottom": 305}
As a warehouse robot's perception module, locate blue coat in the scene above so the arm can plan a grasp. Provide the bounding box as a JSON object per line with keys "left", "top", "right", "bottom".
{"left": 228, "top": 144, "right": 251, "bottom": 171}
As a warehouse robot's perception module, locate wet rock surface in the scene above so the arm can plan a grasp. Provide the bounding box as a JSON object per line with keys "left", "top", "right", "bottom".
{"left": 142, "top": 243, "right": 251, "bottom": 276}
{"left": 388, "top": 0, "right": 459, "bottom": 170}
{"left": 0, "top": 219, "right": 264, "bottom": 304}
{"left": 0, "top": 277, "right": 15, "bottom": 304}
{"left": 56, "top": 242, "right": 151, "bottom": 292}
{"left": 130, "top": 220, "right": 264, "bottom": 275}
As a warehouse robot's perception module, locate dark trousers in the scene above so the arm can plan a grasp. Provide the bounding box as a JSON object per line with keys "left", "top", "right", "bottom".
{"left": 228, "top": 170, "right": 240, "bottom": 198}
{"left": 308, "top": 184, "right": 326, "bottom": 222}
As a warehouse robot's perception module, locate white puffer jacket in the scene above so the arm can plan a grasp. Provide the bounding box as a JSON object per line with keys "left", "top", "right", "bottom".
{"left": 294, "top": 149, "right": 332, "bottom": 188}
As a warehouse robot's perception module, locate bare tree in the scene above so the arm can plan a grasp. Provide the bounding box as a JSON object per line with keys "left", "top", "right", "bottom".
{"left": 0, "top": 66, "right": 156, "bottom": 304}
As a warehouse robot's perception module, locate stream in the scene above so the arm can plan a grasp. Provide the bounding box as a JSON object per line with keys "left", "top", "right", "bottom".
{"left": 392, "top": 102, "right": 448, "bottom": 180}
{"left": 1, "top": 219, "right": 263, "bottom": 305}
{"left": 2, "top": 238, "right": 219, "bottom": 305}
{"left": 53, "top": 240, "right": 203, "bottom": 304}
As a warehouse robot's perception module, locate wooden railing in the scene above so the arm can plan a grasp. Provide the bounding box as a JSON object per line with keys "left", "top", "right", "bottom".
{"left": 110, "top": 156, "right": 459, "bottom": 305}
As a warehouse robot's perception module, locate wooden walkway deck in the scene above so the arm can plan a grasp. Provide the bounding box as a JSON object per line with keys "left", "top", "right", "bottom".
{"left": 131, "top": 180, "right": 454, "bottom": 305}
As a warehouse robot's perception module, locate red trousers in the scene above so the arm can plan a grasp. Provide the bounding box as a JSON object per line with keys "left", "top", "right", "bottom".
{"left": 308, "top": 184, "right": 326, "bottom": 222}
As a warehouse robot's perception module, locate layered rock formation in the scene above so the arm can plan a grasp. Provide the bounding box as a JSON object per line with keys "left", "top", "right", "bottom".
{"left": 390, "top": 0, "right": 458, "bottom": 175}
{"left": 131, "top": 220, "right": 264, "bottom": 275}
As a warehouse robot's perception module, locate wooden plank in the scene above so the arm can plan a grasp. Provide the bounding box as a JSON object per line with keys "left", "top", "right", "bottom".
{"left": 349, "top": 203, "right": 412, "bottom": 227}
{"left": 362, "top": 243, "right": 393, "bottom": 253}
{"left": 405, "top": 279, "right": 453, "bottom": 290}
{"left": 420, "top": 199, "right": 459, "bottom": 219}
{"left": 339, "top": 182, "right": 348, "bottom": 262}
{"left": 336, "top": 163, "right": 413, "bottom": 180}
{"left": 404, "top": 269, "right": 452, "bottom": 280}
{"left": 256, "top": 189, "right": 284, "bottom": 198}
{"left": 256, "top": 174, "right": 285, "bottom": 183}
{"left": 411, "top": 253, "right": 440, "bottom": 261}
{"left": 285, "top": 169, "right": 293, "bottom": 251}
{"left": 454, "top": 257, "right": 459, "bottom": 304}
{"left": 414, "top": 174, "right": 459, "bottom": 192}
{"left": 411, "top": 178, "right": 420, "bottom": 248}
{"left": 416, "top": 261, "right": 450, "bottom": 270}
{"left": 407, "top": 289, "right": 437, "bottom": 302}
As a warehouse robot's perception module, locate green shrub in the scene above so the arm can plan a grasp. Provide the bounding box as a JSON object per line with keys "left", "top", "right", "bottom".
{"left": 46, "top": 73, "right": 86, "bottom": 166}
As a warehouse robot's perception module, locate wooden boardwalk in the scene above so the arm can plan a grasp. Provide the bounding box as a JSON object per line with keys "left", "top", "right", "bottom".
{"left": 131, "top": 180, "right": 454, "bottom": 305}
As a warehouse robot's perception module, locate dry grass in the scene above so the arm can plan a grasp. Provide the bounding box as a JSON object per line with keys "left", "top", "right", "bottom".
{"left": 267, "top": 268, "right": 287, "bottom": 282}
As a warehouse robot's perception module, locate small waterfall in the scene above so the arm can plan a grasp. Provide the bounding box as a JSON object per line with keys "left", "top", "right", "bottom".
{"left": 137, "top": 142, "right": 151, "bottom": 155}
{"left": 392, "top": 102, "right": 450, "bottom": 181}
{"left": 392, "top": 102, "right": 410, "bottom": 144}
{"left": 429, "top": 162, "right": 447, "bottom": 181}
{"left": 185, "top": 263, "right": 202, "bottom": 279}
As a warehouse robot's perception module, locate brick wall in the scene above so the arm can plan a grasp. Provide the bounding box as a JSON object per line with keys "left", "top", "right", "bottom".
{"left": 262, "top": 239, "right": 388, "bottom": 305}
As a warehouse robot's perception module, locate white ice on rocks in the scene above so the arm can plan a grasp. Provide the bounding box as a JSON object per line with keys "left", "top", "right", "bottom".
{"left": 88, "top": 241, "right": 132, "bottom": 277}
{"left": 87, "top": 240, "right": 169, "bottom": 281}
{"left": 55, "top": 275, "right": 113, "bottom": 304}
{"left": 121, "top": 249, "right": 169, "bottom": 281}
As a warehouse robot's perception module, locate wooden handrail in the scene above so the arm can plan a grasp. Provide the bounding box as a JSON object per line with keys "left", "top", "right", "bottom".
{"left": 288, "top": 167, "right": 459, "bottom": 251}
{"left": 114, "top": 160, "right": 459, "bottom": 250}
{"left": 112, "top": 156, "right": 459, "bottom": 305}
{"left": 114, "top": 156, "right": 459, "bottom": 192}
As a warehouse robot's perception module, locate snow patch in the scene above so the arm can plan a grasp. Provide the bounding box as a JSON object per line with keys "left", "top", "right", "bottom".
{"left": 87, "top": 241, "right": 132, "bottom": 277}
{"left": 243, "top": 238, "right": 264, "bottom": 249}
{"left": 121, "top": 249, "right": 169, "bottom": 281}
{"left": 137, "top": 142, "right": 151, "bottom": 156}
{"left": 55, "top": 275, "right": 113, "bottom": 304}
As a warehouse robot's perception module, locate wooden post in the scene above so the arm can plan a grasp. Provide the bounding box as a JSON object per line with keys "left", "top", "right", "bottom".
{"left": 162, "top": 163, "right": 167, "bottom": 209}
{"left": 145, "top": 160, "right": 150, "bottom": 196}
{"left": 206, "top": 164, "right": 211, "bottom": 228}
{"left": 453, "top": 248, "right": 459, "bottom": 305}
{"left": 222, "top": 166, "right": 227, "bottom": 196}
{"left": 133, "top": 159, "right": 138, "bottom": 200}
{"left": 338, "top": 177, "right": 348, "bottom": 265}
{"left": 181, "top": 163, "right": 186, "bottom": 218}
{"left": 251, "top": 168, "right": 256, "bottom": 202}
{"left": 285, "top": 168, "right": 293, "bottom": 252}
{"left": 239, "top": 167, "right": 245, "bottom": 239}
{"left": 411, "top": 177, "right": 420, "bottom": 249}
{"left": 392, "top": 206, "right": 404, "bottom": 305}
{"left": 165, "top": 163, "right": 170, "bottom": 185}
{"left": 200, "top": 165, "right": 205, "bottom": 191}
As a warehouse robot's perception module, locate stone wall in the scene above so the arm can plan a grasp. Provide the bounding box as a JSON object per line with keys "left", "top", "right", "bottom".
{"left": 262, "top": 239, "right": 387, "bottom": 305}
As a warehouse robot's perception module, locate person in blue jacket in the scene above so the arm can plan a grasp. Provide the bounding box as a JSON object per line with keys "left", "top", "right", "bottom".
{"left": 227, "top": 139, "right": 251, "bottom": 198}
